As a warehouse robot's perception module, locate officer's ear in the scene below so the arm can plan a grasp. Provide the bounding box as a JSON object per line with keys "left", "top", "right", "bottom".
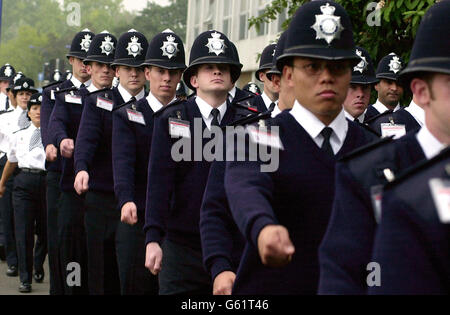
{"left": 283, "top": 64, "right": 295, "bottom": 90}
{"left": 410, "top": 77, "right": 433, "bottom": 108}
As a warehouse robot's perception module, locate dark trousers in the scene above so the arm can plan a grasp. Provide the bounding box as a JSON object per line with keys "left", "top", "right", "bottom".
{"left": 0, "top": 158, "right": 18, "bottom": 267}
{"left": 57, "top": 190, "right": 88, "bottom": 295}
{"left": 116, "top": 214, "right": 159, "bottom": 295}
{"left": 46, "top": 171, "right": 64, "bottom": 295}
{"left": 12, "top": 171, "right": 47, "bottom": 284}
{"left": 84, "top": 191, "right": 120, "bottom": 295}
{"left": 159, "top": 239, "right": 212, "bottom": 295}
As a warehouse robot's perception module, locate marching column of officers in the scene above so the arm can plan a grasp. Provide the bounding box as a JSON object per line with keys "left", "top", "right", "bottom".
{"left": 0, "top": 0, "right": 448, "bottom": 295}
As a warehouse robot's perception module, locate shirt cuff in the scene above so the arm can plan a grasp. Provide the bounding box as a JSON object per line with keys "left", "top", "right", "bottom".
{"left": 250, "top": 216, "right": 276, "bottom": 248}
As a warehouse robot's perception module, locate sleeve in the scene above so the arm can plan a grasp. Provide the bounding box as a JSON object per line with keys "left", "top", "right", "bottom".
{"left": 144, "top": 113, "right": 177, "bottom": 245}
{"left": 40, "top": 87, "right": 55, "bottom": 147}
{"left": 49, "top": 93, "right": 71, "bottom": 148}
{"left": 6, "top": 132, "right": 18, "bottom": 163}
{"left": 224, "top": 130, "right": 277, "bottom": 248}
{"left": 74, "top": 96, "right": 103, "bottom": 174}
{"left": 318, "top": 162, "right": 377, "bottom": 295}
{"left": 112, "top": 109, "right": 136, "bottom": 209}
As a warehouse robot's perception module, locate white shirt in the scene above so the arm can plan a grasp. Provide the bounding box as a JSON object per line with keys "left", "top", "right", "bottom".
{"left": 344, "top": 110, "right": 365, "bottom": 123}
{"left": 196, "top": 96, "right": 227, "bottom": 130}
{"left": 118, "top": 84, "right": 146, "bottom": 103}
{"left": 0, "top": 93, "right": 9, "bottom": 111}
{"left": 71, "top": 76, "right": 91, "bottom": 89}
{"left": 0, "top": 106, "right": 27, "bottom": 154}
{"left": 405, "top": 100, "right": 425, "bottom": 127}
{"left": 228, "top": 86, "right": 237, "bottom": 104}
{"left": 7, "top": 123, "right": 45, "bottom": 171}
{"left": 147, "top": 92, "right": 175, "bottom": 113}
{"left": 416, "top": 124, "right": 446, "bottom": 160}
{"left": 372, "top": 99, "right": 401, "bottom": 114}
{"left": 272, "top": 104, "right": 282, "bottom": 118}
{"left": 261, "top": 92, "right": 276, "bottom": 110}
{"left": 87, "top": 84, "right": 99, "bottom": 93}
{"left": 290, "top": 100, "right": 348, "bottom": 155}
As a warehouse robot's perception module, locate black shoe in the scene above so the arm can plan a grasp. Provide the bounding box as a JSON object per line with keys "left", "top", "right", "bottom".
{"left": 0, "top": 245, "right": 5, "bottom": 261}
{"left": 6, "top": 265, "right": 18, "bottom": 277}
{"left": 33, "top": 271, "right": 44, "bottom": 283}
{"left": 19, "top": 282, "right": 32, "bottom": 293}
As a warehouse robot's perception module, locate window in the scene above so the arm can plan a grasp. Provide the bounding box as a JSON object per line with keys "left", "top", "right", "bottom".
{"left": 257, "top": 0, "right": 269, "bottom": 36}
{"left": 278, "top": 8, "right": 288, "bottom": 32}
{"left": 204, "top": 0, "right": 216, "bottom": 31}
{"left": 222, "top": 0, "right": 232, "bottom": 37}
{"left": 193, "top": 0, "right": 201, "bottom": 39}
{"left": 239, "top": 0, "right": 249, "bottom": 40}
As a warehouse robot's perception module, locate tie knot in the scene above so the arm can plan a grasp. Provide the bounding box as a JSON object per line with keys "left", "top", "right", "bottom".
{"left": 130, "top": 96, "right": 136, "bottom": 102}
{"left": 211, "top": 108, "right": 220, "bottom": 119}
{"left": 321, "top": 127, "right": 333, "bottom": 140}
{"left": 80, "top": 83, "right": 86, "bottom": 89}
{"left": 269, "top": 102, "right": 276, "bottom": 112}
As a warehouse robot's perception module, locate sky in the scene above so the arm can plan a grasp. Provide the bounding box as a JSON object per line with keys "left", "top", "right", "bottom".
{"left": 122, "top": 0, "right": 170, "bottom": 12}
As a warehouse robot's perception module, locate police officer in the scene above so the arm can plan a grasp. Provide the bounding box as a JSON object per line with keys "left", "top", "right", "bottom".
{"left": 0, "top": 92, "right": 46, "bottom": 293}
{"left": 253, "top": 43, "right": 279, "bottom": 112}
{"left": 113, "top": 29, "right": 185, "bottom": 295}
{"left": 74, "top": 29, "right": 147, "bottom": 295}
{"left": 46, "top": 28, "right": 94, "bottom": 295}
{"left": 318, "top": 1, "right": 449, "bottom": 294}
{"left": 0, "top": 64, "right": 16, "bottom": 111}
{"left": 144, "top": 29, "right": 255, "bottom": 295}
{"left": 224, "top": 1, "right": 375, "bottom": 294}
{"left": 367, "top": 0, "right": 450, "bottom": 294}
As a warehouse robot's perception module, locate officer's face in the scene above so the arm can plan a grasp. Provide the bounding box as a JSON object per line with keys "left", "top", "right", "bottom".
{"left": 259, "top": 70, "right": 280, "bottom": 98}
{"left": 145, "top": 66, "right": 182, "bottom": 102}
{"left": 190, "top": 64, "right": 232, "bottom": 95}
{"left": 69, "top": 57, "right": 90, "bottom": 82}
{"left": 16, "top": 91, "right": 32, "bottom": 110}
{"left": 286, "top": 57, "right": 352, "bottom": 125}
{"left": 115, "top": 66, "right": 146, "bottom": 95}
{"left": 0, "top": 80, "right": 9, "bottom": 94}
{"left": 375, "top": 79, "right": 403, "bottom": 108}
{"left": 86, "top": 62, "right": 114, "bottom": 89}
{"left": 28, "top": 105, "right": 40, "bottom": 126}
{"left": 343, "top": 83, "right": 371, "bottom": 119}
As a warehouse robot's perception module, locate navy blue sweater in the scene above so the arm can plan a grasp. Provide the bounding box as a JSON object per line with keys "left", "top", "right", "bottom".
{"left": 369, "top": 148, "right": 450, "bottom": 295}
{"left": 224, "top": 112, "right": 375, "bottom": 295}
{"left": 367, "top": 108, "right": 421, "bottom": 135}
{"left": 112, "top": 97, "right": 159, "bottom": 214}
{"left": 318, "top": 131, "right": 426, "bottom": 294}
{"left": 144, "top": 97, "right": 255, "bottom": 250}
{"left": 364, "top": 104, "right": 381, "bottom": 123}
{"left": 49, "top": 87, "right": 89, "bottom": 191}
{"left": 74, "top": 87, "right": 124, "bottom": 193}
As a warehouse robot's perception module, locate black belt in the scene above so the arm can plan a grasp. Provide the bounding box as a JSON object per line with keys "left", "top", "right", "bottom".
{"left": 20, "top": 168, "right": 47, "bottom": 175}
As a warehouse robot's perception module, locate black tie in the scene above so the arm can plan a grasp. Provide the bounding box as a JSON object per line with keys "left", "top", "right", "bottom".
{"left": 321, "top": 127, "right": 334, "bottom": 158}
{"left": 354, "top": 118, "right": 359, "bottom": 123}
{"left": 268, "top": 102, "right": 276, "bottom": 112}
{"left": 5, "top": 96, "right": 9, "bottom": 110}
{"left": 80, "top": 83, "right": 86, "bottom": 89}
{"left": 211, "top": 108, "right": 220, "bottom": 127}
{"left": 130, "top": 96, "right": 136, "bottom": 103}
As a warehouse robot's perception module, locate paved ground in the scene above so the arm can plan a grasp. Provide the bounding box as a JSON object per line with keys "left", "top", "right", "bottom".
{"left": 0, "top": 259, "right": 49, "bottom": 295}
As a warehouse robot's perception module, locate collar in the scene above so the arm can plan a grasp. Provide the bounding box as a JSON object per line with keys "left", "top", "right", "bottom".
{"left": 118, "top": 84, "right": 146, "bottom": 103}
{"left": 196, "top": 96, "right": 227, "bottom": 123}
{"left": 416, "top": 124, "right": 447, "bottom": 160}
{"left": 228, "top": 86, "right": 236, "bottom": 100}
{"left": 272, "top": 104, "right": 282, "bottom": 118}
{"left": 87, "top": 84, "right": 99, "bottom": 93}
{"left": 405, "top": 100, "right": 425, "bottom": 127}
{"left": 70, "top": 76, "right": 91, "bottom": 89}
{"left": 290, "top": 100, "right": 348, "bottom": 144}
{"left": 373, "top": 99, "right": 400, "bottom": 113}
{"left": 146, "top": 92, "right": 175, "bottom": 113}
{"left": 262, "top": 92, "right": 277, "bottom": 110}
{"left": 344, "top": 110, "right": 365, "bottom": 123}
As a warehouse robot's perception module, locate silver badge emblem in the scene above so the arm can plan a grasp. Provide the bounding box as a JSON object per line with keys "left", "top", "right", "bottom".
{"left": 54, "top": 72, "right": 61, "bottom": 81}
{"left": 100, "top": 36, "right": 115, "bottom": 56}
{"left": 4, "top": 65, "right": 13, "bottom": 77}
{"left": 161, "top": 35, "right": 179, "bottom": 59}
{"left": 354, "top": 49, "right": 368, "bottom": 73}
{"left": 206, "top": 32, "right": 227, "bottom": 56}
{"left": 23, "top": 82, "right": 29, "bottom": 88}
{"left": 13, "top": 73, "right": 22, "bottom": 84}
{"left": 249, "top": 84, "right": 259, "bottom": 94}
{"left": 80, "top": 34, "right": 92, "bottom": 52}
{"left": 38, "top": 95, "right": 43, "bottom": 102}
{"left": 388, "top": 54, "right": 402, "bottom": 73}
{"left": 311, "top": 3, "right": 344, "bottom": 45}
{"left": 127, "top": 36, "right": 143, "bottom": 57}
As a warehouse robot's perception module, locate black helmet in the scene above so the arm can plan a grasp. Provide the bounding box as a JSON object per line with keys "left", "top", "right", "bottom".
{"left": 399, "top": 1, "right": 450, "bottom": 85}
{"left": 243, "top": 82, "right": 262, "bottom": 95}
{"left": 13, "top": 77, "right": 38, "bottom": 95}
{"left": 27, "top": 93, "right": 42, "bottom": 111}
{"left": 7, "top": 72, "right": 25, "bottom": 92}
{"left": 376, "top": 53, "right": 404, "bottom": 81}
{"left": 176, "top": 81, "right": 188, "bottom": 97}
{"left": 51, "top": 70, "right": 63, "bottom": 83}
{"left": 66, "top": 29, "right": 96, "bottom": 60}
{"left": 142, "top": 29, "right": 186, "bottom": 70}
{"left": 256, "top": 43, "right": 277, "bottom": 81}
{"left": 111, "top": 29, "right": 149, "bottom": 68}
{"left": 183, "top": 30, "right": 242, "bottom": 90}
{"left": 229, "top": 41, "right": 243, "bottom": 68}
{"left": 0, "top": 64, "right": 16, "bottom": 82}
{"left": 277, "top": 1, "right": 358, "bottom": 70}
{"left": 351, "top": 46, "right": 378, "bottom": 85}
{"left": 268, "top": 31, "right": 288, "bottom": 79}
{"left": 84, "top": 31, "right": 118, "bottom": 65}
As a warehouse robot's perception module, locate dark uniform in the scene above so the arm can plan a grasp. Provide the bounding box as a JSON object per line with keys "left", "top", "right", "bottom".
{"left": 252, "top": 44, "right": 278, "bottom": 113}
{"left": 74, "top": 30, "right": 147, "bottom": 295}
{"left": 366, "top": 106, "right": 421, "bottom": 137}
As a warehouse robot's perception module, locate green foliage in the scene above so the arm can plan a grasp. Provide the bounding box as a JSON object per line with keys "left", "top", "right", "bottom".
{"left": 249, "top": 0, "right": 437, "bottom": 64}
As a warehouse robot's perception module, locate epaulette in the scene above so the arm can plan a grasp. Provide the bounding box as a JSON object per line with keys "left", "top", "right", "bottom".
{"left": 187, "top": 92, "right": 196, "bottom": 99}
{"left": 234, "top": 99, "right": 260, "bottom": 114}
{"left": 54, "top": 86, "right": 78, "bottom": 95}
{"left": 113, "top": 98, "right": 137, "bottom": 112}
{"left": 233, "top": 94, "right": 254, "bottom": 104}
{"left": 364, "top": 109, "right": 394, "bottom": 124}
{"left": 42, "top": 81, "right": 62, "bottom": 90}
{"left": 357, "top": 121, "right": 381, "bottom": 137}
{"left": 153, "top": 98, "right": 185, "bottom": 117}
{"left": 338, "top": 136, "right": 394, "bottom": 162}
{"left": 384, "top": 146, "right": 450, "bottom": 190}
{"left": 87, "top": 87, "right": 112, "bottom": 96}
{"left": 0, "top": 109, "right": 13, "bottom": 116}
{"left": 228, "top": 110, "right": 272, "bottom": 127}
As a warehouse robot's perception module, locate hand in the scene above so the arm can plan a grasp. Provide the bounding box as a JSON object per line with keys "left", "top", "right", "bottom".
{"left": 213, "top": 271, "right": 236, "bottom": 295}
{"left": 60, "top": 139, "right": 74, "bottom": 158}
{"left": 0, "top": 184, "right": 5, "bottom": 198}
{"left": 145, "top": 242, "right": 163, "bottom": 276}
{"left": 74, "top": 171, "right": 89, "bottom": 195}
{"left": 45, "top": 144, "right": 57, "bottom": 162}
{"left": 257, "top": 225, "right": 295, "bottom": 268}
{"left": 121, "top": 202, "right": 138, "bottom": 225}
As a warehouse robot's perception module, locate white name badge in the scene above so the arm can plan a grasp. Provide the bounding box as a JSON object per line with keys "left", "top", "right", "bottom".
{"left": 96, "top": 97, "right": 113, "bottom": 111}
{"left": 370, "top": 185, "right": 383, "bottom": 224}
{"left": 247, "top": 126, "right": 284, "bottom": 150}
{"left": 381, "top": 123, "right": 406, "bottom": 139}
{"left": 169, "top": 118, "right": 191, "bottom": 139}
{"left": 429, "top": 178, "right": 450, "bottom": 223}
{"left": 65, "top": 94, "right": 82, "bottom": 105}
{"left": 51, "top": 90, "right": 55, "bottom": 101}
{"left": 126, "top": 109, "right": 146, "bottom": 126}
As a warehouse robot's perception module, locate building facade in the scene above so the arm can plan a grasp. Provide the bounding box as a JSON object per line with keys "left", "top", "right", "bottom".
{"left": 186, "top": 0, "right": 287, "bottom": 88}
